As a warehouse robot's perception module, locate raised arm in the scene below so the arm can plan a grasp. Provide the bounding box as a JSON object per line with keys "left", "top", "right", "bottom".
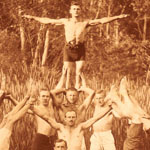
{"left": 5, "top": 94, "right": 34, "bottom": 114}
{"left": 81, "top": 106, "right": 112, "bottom": 129}
{"left": 88, "top": 14, "right": 128, "bottom": 26}
{"left": 50, "top": 88, "right": 66, "bottom": 106}
{"left": 23, "top": 15, "right": 66, "bottom": 25}
{"left": 0, "top": 90, "right": 5, "bottom": 105}
{"left": 79, "top": 87, "right": 95, "bottom": 110}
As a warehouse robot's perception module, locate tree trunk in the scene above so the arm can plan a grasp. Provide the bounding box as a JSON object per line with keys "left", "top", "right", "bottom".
{"left": 42, "top": 28, "right": 50, "bottom": 66}
{"left": 143, "top": 13, "right": 147, "bottom": 42}
{"left": 18, "top": 7, "right": 26, "bottom": 55}
{"left": 114, "top": 20, "right": 119, "bottom": 46}
{"left": 106, "top": 5, "right": 110, "bottom": 39}
{"left": 33, "top": 24, "right": 45, "bottom": 67}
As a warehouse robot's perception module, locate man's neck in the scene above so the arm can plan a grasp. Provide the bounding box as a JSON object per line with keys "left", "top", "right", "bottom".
{"left": 71, "top": 16, "right": 81, "bottom": 22}
{"left": 39, "top": 104, "right": 49, "bottom": 109}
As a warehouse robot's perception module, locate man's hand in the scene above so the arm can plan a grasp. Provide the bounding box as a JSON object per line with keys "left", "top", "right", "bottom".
{"left": 118, "top": 14, "right": 129, "bottom": 19}
{"left": 22, "top": 15, "right": 34, "bottom": 19}
{"left": 28, "top": 97, "right": 36, "bottom": 105}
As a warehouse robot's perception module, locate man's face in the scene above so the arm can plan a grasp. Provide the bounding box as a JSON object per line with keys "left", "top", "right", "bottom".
{"left": 94, "top": 94, "right": 105, "bottom": 106}
{"left": 66, "top": 90, "right": 78, "bottom": 104}
{"left": 70, "top": 5, "right": 81, "bottom": 17}
{"left": 54, "top": 141, "right": 67, "bottom": 150}
{"left": 65, "top": 111, "right": 77, "bottom": 126}
{"left": 39, "top": 90, "right": 50, "bottom": 106}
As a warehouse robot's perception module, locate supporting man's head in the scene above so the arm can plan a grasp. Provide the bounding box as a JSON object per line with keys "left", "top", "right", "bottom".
{"left": 94, "top": 90, "right": 106, "bottom": 106}
{"left": 70, "top": 1, "right": 81, "bottom": 17}
{"left": 54, "top": 139, "right": 67, "bottom": 150}
{"left": 66, "top": 87, "right": 79, "bottom": 104}
{"left": 64, "top": 110, "right": 77, "bottom": 126}
{"left": 39, "top": 88, "right": 50, "bottom": 106}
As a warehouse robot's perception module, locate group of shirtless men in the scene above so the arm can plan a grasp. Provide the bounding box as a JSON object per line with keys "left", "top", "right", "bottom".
{"left": 0, "top": 1, "right": 150, "bottom": 150}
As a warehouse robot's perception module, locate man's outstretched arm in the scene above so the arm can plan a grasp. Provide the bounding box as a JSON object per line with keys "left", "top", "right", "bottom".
{"left": 88, "top": 14, "right": 128, "bottom": 26}
{"left": 81, "top": 106, "right": 112, "bottom": 129}
{"left": 23, "top": 15, "right": 66, "bottom": 25}
{"left": 32, "top": 108, "right": 62, "bottom": 130}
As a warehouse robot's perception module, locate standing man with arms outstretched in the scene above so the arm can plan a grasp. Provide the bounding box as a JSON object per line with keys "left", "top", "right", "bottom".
{"left": 23, "top": 1, "right": 128, "bottom": 89}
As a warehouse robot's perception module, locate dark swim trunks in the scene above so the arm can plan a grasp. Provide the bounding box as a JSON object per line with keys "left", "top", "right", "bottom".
{"left": 63, "top": 42, "right": 85, "bottom": 62}
{"left": 31, "top": 133, "right": 55, "bottom": 150}
{"left": 123, "top": 123, "right": 143, "bottom": 150}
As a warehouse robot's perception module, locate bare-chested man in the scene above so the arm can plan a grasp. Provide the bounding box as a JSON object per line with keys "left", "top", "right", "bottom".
{"left": 6, "top": 88, "right": 56, "bottom": 150}
{"left": 51, "top": 86, "right": 95, "bottom": 150}
{"left": 90, "top": 90, "right": 116, "bottom": 150}
{"left": 23, "top": 1, "right": 128, "bottom": 89}
{"left": 30, "top": 89, "right": 56, "bottom": 150}
{"left": 0, "top": 94, "right": 35, "bottom": 150}
{"left": 51, "top": 86, "right": 95, "bottom": 123}
{"left": 105, "top": 77, "right": 150, "bottom": 150}
{"left": 32, "top": 105, "right": 112, "bottom": 150}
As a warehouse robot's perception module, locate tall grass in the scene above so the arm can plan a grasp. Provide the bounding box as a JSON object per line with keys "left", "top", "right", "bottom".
{"left": 0, "top": 67, "right": 150, "bottom": 150}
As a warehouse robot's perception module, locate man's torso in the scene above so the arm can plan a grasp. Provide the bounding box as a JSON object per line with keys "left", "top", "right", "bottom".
{"left": 64, "top": 19, "right": 88, "bottom": 43}
{"left": 36, "top": 105, "right": 55, "bottom": 137}
{"left": 92, "top": 106, "right": 113, "bottom": 132}
{"left": 58, "top": 125, "right": 83, "bottom": 150}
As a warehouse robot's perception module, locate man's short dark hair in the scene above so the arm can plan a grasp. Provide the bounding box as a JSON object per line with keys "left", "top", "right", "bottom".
{"left": 96, "top": 89, "right": 106, "bottom": 97}
{"left": 65, "top": 109, "right": 77, "bottom": 117}
{"left": 70, "top": 1, "right": 80, "bottom": 7}
{"left": 54, "top": 139, "right": 67, "bottom": 148}
{"left": 39, "top": 88, "right": 50, "bottom": 96}
{"left": 40, "top": 87, "right": 49, "bottom": 92}
{"left": 66, "top": 87, "right": 78, "bottom": 93}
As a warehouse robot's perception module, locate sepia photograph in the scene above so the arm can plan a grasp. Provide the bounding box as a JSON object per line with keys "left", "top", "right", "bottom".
{"left": 0, "top": 0, "right": 150, "bottom": 150}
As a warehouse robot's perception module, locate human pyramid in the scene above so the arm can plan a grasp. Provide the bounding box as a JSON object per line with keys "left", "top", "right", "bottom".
{"left": 0, "top": 1, "right": 150, "bottom": 150}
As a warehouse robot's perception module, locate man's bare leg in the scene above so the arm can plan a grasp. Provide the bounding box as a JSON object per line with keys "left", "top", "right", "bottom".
{"left": 65, "top": 62, "right": 74, "bottom": 89}
{"left": 55, "top": 65, "right": 67, "bottom": 89}
{"left": 75, "top": 61, "right": 86, "bottom": 89}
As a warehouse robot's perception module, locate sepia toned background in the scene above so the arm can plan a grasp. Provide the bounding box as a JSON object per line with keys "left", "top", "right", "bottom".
{"left": 0, "top": 0, "right": 150, "bottom": 149}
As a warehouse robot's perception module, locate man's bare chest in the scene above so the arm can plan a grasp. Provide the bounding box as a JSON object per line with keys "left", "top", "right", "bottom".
{"left": 64, "top": 21, "right": 87, "bottom": 33}
{"left": 59, "top": 126, "right": 82, "bottom": 138}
